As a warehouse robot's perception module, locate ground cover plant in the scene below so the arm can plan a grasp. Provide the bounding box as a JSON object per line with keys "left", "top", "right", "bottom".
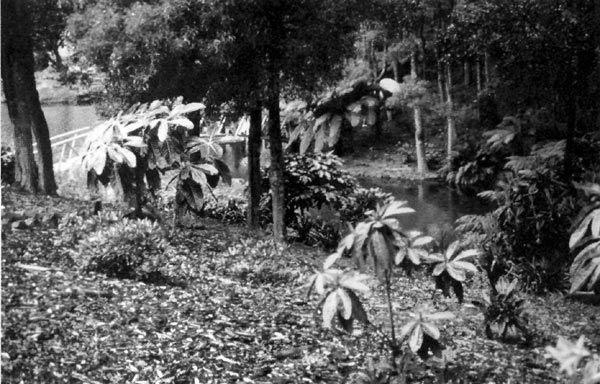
{"left": 3, "top": 189, "right": 600, "bottom": 383}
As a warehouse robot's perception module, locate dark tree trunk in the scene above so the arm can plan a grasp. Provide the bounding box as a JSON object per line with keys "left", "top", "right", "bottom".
{"left": 30, "top": 87, "right": 57, "bottom": 195}
{"left": 247, "top": 102, "right": 262, "bottom": 228}
{"left": 335, "top": 118, "right": 354, "bottom": 156}
{"left": 392, "top": 60, "right": 399, "bottom": 82}
{"left": 1, "top": 0, "right": 56, "bottom": 195}
{"left": 4, "top": 65, "right": 38, "bottom": 192}
{"left": 435, "top": 50, "right": 445, "bottom": 104}
{"left": 476, "top": 58, "right": 482, "bottom": 93}
{"left": 134, "top": 155, "right": 148, "bottom": 215}
{"left": 268, "top": 76, "right": 285, "bottom": 242}
{"left": 484, "top": 50, "right": 490, "bottom": 85}
{"left": 563, "top": 57, "right": 578, "bottom": 181}
{"left": 51, "top": 44, "right": 65, "bottom": 72}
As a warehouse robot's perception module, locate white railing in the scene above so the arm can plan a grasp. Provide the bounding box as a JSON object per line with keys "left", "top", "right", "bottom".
{"left": 41, "top": 114, "right": 272, "bottom": 170}
{"left": 33, "top": 125, "right": 94, "bottom": 165}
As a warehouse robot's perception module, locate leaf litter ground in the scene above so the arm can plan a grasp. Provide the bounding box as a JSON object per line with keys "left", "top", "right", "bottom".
{"left": 2, "top": 189, "right": 599, "bottom": 383}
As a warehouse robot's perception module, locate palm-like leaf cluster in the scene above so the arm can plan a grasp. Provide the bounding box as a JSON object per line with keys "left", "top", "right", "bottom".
{"left": 484, "top": 278, "right": 529, "bottom": 342}
{"left": 306, "top": 269, "right": 370, "bottom": 333}
{"left": 399, "top": 310, "right": 455, "bottom": 359}
{"left": 336, "top": 201, "right": 419, "bottom": 277}
{"left": 424, "top": 241, "right": 479, "bottom": 302}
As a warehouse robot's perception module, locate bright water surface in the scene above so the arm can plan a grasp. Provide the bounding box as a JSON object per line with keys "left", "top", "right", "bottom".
{"left": 357, "top": 177, "right": 491, "bottom": 231}
{"left": 1, "top": 103, "right": 100, "bottom": 146}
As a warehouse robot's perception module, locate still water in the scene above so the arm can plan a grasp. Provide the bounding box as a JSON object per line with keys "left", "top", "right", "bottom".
{"left": 357, "top": 177, "right": 491, "bottom": 231}
{"left": 0, "top": 103, "right": 100, "bottom": 146}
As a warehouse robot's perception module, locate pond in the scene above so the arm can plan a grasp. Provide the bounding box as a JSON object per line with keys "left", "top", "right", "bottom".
{"left": 1, "top": 103, "right": 100, "bottom": 146}
{"left": 357, "top": 177, "right": 492, "bottom": 232}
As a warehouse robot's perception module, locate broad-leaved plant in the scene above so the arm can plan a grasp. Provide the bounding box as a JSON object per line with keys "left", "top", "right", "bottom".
{"left": 569, "top": 180, "right": 600, "bottom": 294}
{"left": 546, "top": 336, "right": 600, "bottom": 384}
{"left": 424, "top": 240, "right": 479, "bottom": 303}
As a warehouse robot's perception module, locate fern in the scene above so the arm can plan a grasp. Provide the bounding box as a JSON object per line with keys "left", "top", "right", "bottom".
{"left": 455, "top": 214, "right": 498, "bottom": 235}
{"left": 505, "top": 140, "right": 565, "bottom": 172}
{"left": 476, "top": 190, "right": 500, "bottom": 203}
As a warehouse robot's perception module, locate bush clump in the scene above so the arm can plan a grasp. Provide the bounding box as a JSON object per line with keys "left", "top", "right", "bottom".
{"left": 78, "top": 218, "right": 169, "bottom": 280}
{"left": 261, "top": 152, "right": 358, "bottom": 221}
{"left": 339, "top": 187, "right": 393, "bottom": 224}
{"left": 202, "top": 198, "right": 247, "bottom": 224}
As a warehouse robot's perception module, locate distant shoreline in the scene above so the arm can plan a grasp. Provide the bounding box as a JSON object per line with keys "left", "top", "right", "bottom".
{"left": 1, "top": 68, "right": 104, "bottom": 107}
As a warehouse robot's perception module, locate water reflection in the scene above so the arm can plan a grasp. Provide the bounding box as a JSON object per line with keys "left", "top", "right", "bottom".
{"left": 358, "top": 177, "right": 492, "bottom": 231}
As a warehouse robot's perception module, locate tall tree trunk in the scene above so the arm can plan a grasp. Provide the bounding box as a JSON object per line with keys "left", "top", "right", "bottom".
{"left": 463, "top": 60, "right": 470, "bottom": 87}
{"left": 1, "top": 0, "right": 56, "bottom": 195}
{"left": 133, "top": 155, "right": 147, "bottom": 215}
{"left": 392, "top": 60, "right": 399, "bottom": 82}
{"left": 30, "top": 87, "right": 57, "bottom": 195}
{"left": 435, "top": 50, "right": 445, "bottom": 103}
{"left": 484, "top": 50, "right": 490, "bottom": 85}
{"left": 247, "top": 102, "right": 262, "bottom": 228}
{"left": 5, "top": 67, "right": 38, "bottom": 192}
{"left": 411, "top": 51, "right": 428, "bottom": 176}
{"left": 51, "top": 44, "right": 65, "bottom": 72}
{"left": 476, "top": 58, "right": 482, "bottom": 93}
{"left": 445, "top": 62, "right": 455, "bottom": 167}
{"left": 335, "top": 118, "right": 354, "bottom": 156}
{"left": 563, "top": 58, "right": 578, "bottom": 181}
{"left": 268, "top": 76, "right": 285, "bottom": 242}
{"left": 377, "top": 39, "right": 387, "bottom": 80}
{"left": 2, "top": 0, "right": 35, "bottom": 192}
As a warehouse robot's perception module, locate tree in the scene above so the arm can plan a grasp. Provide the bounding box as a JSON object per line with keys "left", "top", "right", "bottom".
{"left": 30, "top": 0, "right": 75, "bottom": 71}
{"left": 247, "top": 104, "right": 262, "bottom": 228}
{"left": 1, "top": 0, "right": 57, "bottom": 195}
{"left": 442, "top": 0, "right": 599, "bottom": 178}
{"left": 361, "top": 0, "right": 445, "bottom": 176}
{"left": 68, "top": 0, "right": 360, "bottom": 239}
{"left": 410, "top": 47, "right": 429, "bottom": 176}
{"left": 221, "top": 0, "right": 360, "bottom": 240}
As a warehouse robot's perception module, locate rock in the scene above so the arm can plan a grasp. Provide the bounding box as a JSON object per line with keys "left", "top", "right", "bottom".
{"left": 274, "top": 347, "right": 301, "bottom": 360}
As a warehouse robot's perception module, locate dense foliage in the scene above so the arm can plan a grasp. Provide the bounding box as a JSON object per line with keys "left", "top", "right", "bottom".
{"left": 454, "top": 136, "right": 600, "bottom": 293}
{"left": 260, "top": 152, "right": 356, "bottom": 220}
{"left": 66, "top": 0, "right": 360, "bottom": 115}
{"left": 569, "top": 179, "right": 600, "bottom": 294}
{"left": 82, "top": 99, "right": 230, "bottom": 218}
{"left": 77, "top": 218, "right": 169, "bottom": 281}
